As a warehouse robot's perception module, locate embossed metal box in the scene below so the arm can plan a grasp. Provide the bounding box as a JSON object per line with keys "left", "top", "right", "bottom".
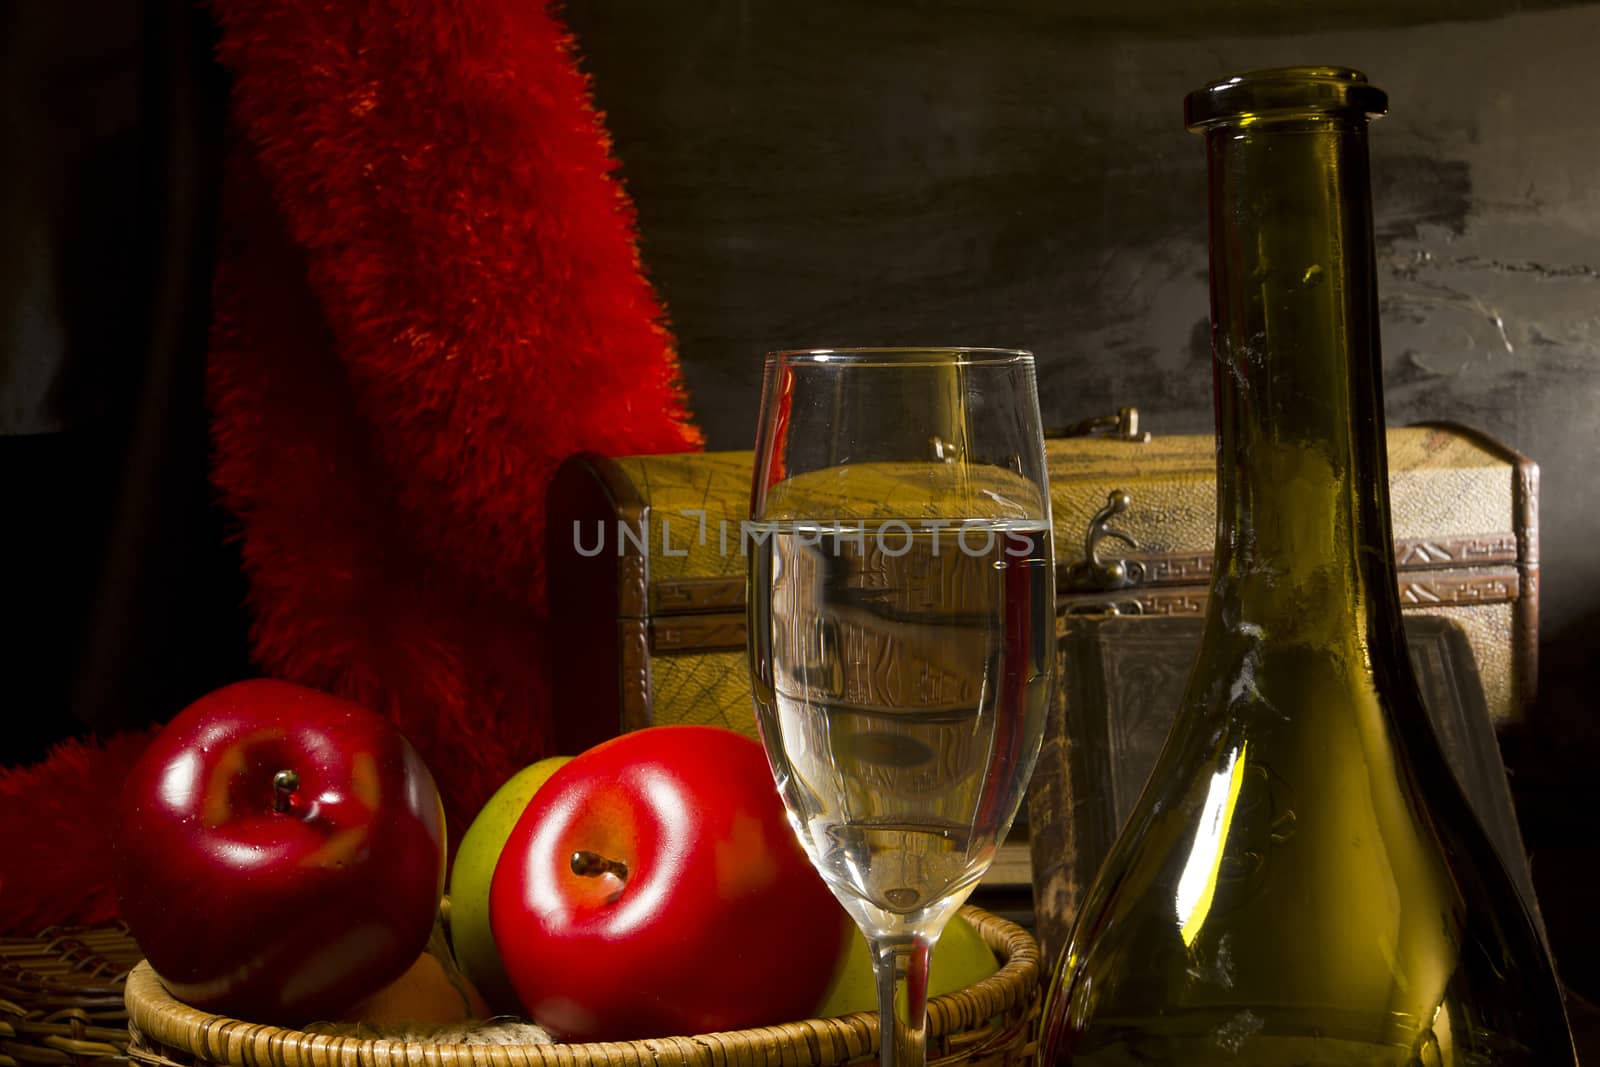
{"left": 544, "top": 422, "right": 1537, "bottom": 754}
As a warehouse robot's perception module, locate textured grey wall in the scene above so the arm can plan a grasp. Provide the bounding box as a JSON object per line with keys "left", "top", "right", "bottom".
{"left": 567, "top": 1, "right": 1600, "bottom": 646}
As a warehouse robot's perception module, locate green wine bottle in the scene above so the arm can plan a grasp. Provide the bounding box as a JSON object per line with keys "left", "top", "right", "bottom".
{"left": 1036, "top": 68, "right": 1577, "bottom": 1066}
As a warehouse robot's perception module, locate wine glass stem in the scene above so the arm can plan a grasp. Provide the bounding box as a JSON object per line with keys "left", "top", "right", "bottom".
{"left": 870, "top": 934, "right": 933, "bottom": 1067}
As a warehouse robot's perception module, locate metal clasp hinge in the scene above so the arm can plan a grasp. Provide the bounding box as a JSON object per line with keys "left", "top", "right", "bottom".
{"left": 1064, "top": 488, "right": 1145, "bottom": 592}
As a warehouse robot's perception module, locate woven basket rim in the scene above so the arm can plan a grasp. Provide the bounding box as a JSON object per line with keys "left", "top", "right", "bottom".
{"left": 124, "top": 904, "right": 1038, "bottom": 1067}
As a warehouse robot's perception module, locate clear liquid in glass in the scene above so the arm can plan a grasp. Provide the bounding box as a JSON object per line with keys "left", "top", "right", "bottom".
{"left": 748, "top": 520, "right": 1053, "bottom": 941}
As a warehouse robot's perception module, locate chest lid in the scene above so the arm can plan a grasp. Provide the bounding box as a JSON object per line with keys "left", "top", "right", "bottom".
{"left": 1052, "top": 421, "right": 1531, "bottom": 596}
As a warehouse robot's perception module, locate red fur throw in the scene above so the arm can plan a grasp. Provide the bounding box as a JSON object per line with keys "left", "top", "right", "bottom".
{"left": 0, "top": 730, "right": 159, "bottom": 933}
{"left": 0, "top": 0, "right": 699, "bottom": 931}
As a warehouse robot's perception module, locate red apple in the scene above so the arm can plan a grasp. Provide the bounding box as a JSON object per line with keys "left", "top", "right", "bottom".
{"left": 113, "top": 679, "right": 447, "bottom": 1024}
{"left": 490, "top": 725, "right": 848, "bottom": 1041}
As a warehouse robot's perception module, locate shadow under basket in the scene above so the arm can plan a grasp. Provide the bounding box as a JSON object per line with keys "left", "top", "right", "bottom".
{"left": 124, "top": 906, "right": 1040, "bottom": 1067}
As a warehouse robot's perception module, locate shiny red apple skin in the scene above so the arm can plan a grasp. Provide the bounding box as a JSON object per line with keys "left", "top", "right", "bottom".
{"left": 490, "top": 725, "right": 848, "bottom": 1041}
{"left": 113, "top": 679, "right": 447, "bottom": 1024}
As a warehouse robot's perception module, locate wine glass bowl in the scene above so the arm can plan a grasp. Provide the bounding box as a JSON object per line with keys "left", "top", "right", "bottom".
{"left": 746, "top": 348, "right": 1054, "bottom": 1067}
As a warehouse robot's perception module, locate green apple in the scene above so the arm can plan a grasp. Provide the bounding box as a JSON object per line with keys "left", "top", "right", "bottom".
{"left": 814, "top": 914, "right": 1000, "bottom": 1018}
{"left": 448, "top": 756, "right": 571, "bottom": 1014}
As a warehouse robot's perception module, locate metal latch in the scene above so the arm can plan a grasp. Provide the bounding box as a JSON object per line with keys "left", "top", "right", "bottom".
{"left": 1050, "top": 405, "right": 1151, "bottom": 443}
{"left": 1064, "top": 489, "right": 1145, "bottom": 592}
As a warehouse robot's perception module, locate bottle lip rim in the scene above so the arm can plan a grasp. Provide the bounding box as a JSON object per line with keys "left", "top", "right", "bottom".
{"left": 1185, "top": 66, "right": 1389, "bottom": 130}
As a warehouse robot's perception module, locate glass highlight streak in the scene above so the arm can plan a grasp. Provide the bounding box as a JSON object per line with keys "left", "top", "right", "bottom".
{"left": 1175, "top": 743, "right": 1247, "bottom": 947}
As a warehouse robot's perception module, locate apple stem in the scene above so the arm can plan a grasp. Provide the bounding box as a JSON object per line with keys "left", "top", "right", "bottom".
{"left": 272, "top": 769, "right": 299, "bottom": 813}
{"left": 570, "top": 850, "right": 628, "bottom": 883}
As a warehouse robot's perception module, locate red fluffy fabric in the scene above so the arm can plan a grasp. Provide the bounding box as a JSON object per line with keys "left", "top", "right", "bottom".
{"left": 208, "top": 0, "right": 701, "bottom": 832}
{"left": 0, "top": 0, "right": 699, "bottom": 930}
{"left": 0, "top": 730, "right": 158, "bottom": 933}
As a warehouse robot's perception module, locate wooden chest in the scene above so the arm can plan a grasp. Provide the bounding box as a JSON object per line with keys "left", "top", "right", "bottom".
{"left": 544, "top": 418, "right": 1537, "bottom": 754}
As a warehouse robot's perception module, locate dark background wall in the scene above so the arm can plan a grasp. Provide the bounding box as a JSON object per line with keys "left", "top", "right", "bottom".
{"left": 1, "top": 0, "right": 247, "bottom": 762}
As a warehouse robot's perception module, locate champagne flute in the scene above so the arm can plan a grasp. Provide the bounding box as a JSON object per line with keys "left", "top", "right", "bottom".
{"left": 746, "top": 347, "right": 1054, "bottom": 1067}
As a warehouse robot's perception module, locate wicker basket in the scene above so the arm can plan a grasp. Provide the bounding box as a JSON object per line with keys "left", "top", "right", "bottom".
{"left": 124, "top": 906, "right": 1039, "bottom": 1067}
{"left": 0, "top": 923, "right": 145, "bottom": 1067}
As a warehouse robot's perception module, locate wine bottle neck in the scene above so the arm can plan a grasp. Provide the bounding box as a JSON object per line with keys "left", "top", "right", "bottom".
{"left": 1202, "top": 114, "right": 1405, "bottom": 650}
